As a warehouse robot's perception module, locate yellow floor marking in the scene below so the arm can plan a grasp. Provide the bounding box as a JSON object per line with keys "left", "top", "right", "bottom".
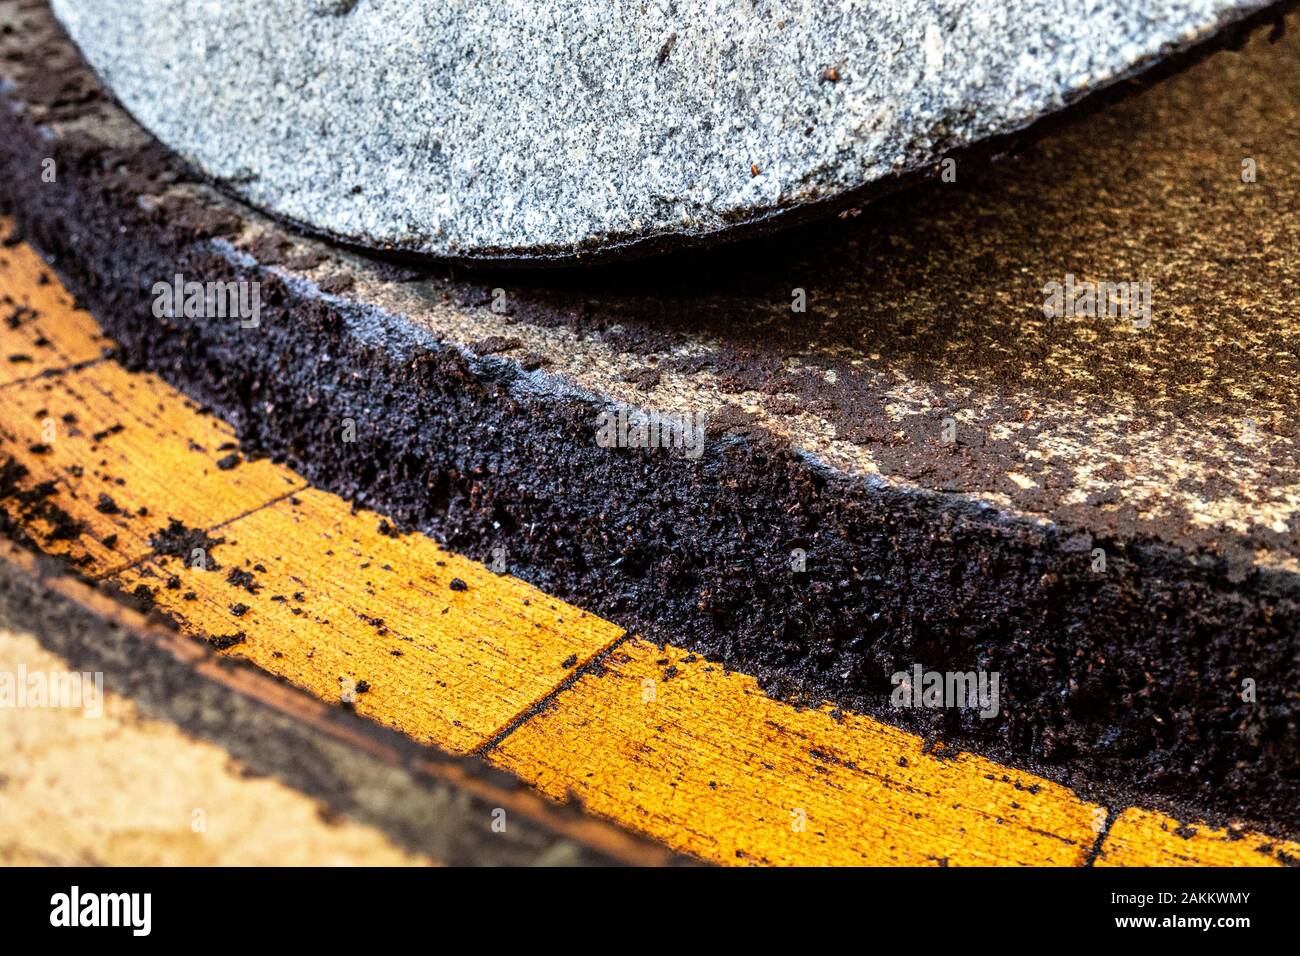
{"left": 0, "top": 231, "right": 112, "bottom": 385}
{"left": 2, "top": 227, "right": 1293, "bottom": 865}
{"left": 490, "top": 638, "right": 1106, "bottom": 866}
{"left": 110, "top": 489, "right": 623, "bottom": 753}
{"left": 0, "top": 624, "right": 432, "bottom": 866}
{"left": 0, "top": 363, "right": 303, "bottom": 570}
{"left": 0, "top": 236, "right": 621, "bottom": 755}
{"left": 1095, "top": 807, "right": 1300, "bottom": 867}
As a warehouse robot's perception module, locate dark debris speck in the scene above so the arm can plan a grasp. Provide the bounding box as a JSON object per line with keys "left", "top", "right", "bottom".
{"left": 208, "top": 632, "right": 246, "bottom": 651}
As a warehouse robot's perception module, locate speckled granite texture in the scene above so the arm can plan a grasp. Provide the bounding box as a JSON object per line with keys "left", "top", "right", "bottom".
{"left": 50, "top": 0, "right": 1274, "bottom": 261}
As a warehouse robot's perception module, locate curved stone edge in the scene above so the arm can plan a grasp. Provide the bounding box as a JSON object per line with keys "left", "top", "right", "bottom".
{"left": 47, "top": 0, "right": 1294, "bottom": 266}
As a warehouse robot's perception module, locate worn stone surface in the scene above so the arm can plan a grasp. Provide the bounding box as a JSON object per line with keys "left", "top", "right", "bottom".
{"left": 3, "top": 0, "right": 1299, "bottom": 835}
{"left": 50, "top": 0, "right": 1275, "bottom": 262}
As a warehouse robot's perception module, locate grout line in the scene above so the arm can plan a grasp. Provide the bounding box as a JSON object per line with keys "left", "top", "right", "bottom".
{"left": 472, "top": 631, "right": 636, "bottom": 758}
{"left": 1084, "top": 805, "right": 1125, "bottom": 867}
{"left": 93, "top": 483, "right": 310, "bottom": 581}
{"left": 0, "top": 353, "right": 111, "bottom": 390}
{"left": 207, "top": 483, "right": 311, "bottom": 534}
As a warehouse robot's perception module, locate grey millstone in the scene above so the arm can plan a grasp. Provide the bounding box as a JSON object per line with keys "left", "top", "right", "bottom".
{"left": 51, "top": 0, "right": 1271, "bottom": 262}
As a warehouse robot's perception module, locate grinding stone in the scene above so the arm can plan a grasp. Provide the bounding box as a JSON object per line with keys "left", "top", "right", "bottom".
{"left": 50, "top": 0, "right": 1272, "bottom": 263}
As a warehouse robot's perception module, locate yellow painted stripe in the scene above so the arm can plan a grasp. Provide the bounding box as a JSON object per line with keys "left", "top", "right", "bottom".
{"left": 489, "top": 638, "right": 1106, "bottom": 866}
{"left": 110, "top": 489, "right": 623, "bottom": 753}
{"left": 0, "top": 362, "right": 304, "bottom": 570}
{"left": 0, "top": 227, "right": 620, "bottom": 755}
{"left": 2, "top": 222, "right": 1293, "bottom": 865}
{"left": 0, "top": 235, "right": 110, "bottom": 386}
{"left": 0, "top": 365, "right": 620, "bottom": 754}
{"left": 1096, "top": 808, "right": 1300, "bottom": 867}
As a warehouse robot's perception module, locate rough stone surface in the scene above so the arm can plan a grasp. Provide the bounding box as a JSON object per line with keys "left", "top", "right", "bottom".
{"left": 50, "top": 0, "right": 1274, "bottom": 262}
